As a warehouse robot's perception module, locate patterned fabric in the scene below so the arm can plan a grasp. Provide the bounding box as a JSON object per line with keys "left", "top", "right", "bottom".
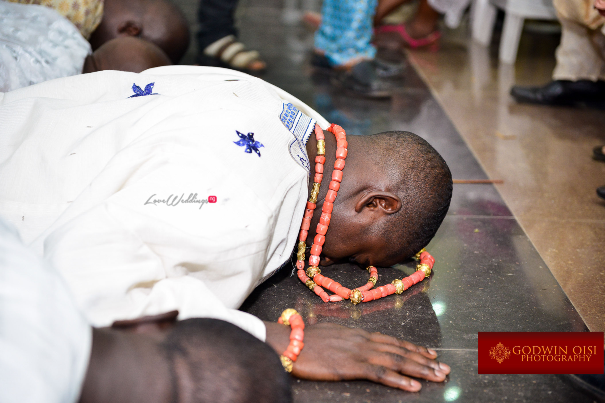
{"left": 314, "top": 0, "right": 377, "bottom": 66}
{"left": 280, "top": 102, "right": 315, "bottom": 171}
{"left": 234, "top": 131, "right": 264, "bottom": 157}
{"left": 0, "top": 2, "right": 91, "bottom": 92}
{"left": 128, "top": 82, "right": 159, "bottom": 98}
{"left": 7, "top": 0, "right": 104, "bottom": 39}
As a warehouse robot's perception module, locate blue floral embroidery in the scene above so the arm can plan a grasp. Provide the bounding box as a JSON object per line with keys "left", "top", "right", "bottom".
{"left": 128, "top": 83, "right": 158, "bottom": 98}
{"left": 234, "top": 131, "right": 264, "bottom": 157}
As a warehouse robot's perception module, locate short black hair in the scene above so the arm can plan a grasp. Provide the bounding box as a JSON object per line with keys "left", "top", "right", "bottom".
{"left": 363, "top": 131, "right": 452, "bottom": 262}
{"left": 161, "top": 319, "right": 292, "bottom": 403}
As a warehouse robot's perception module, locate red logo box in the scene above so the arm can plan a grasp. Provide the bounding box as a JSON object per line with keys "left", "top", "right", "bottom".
{"left": 478, "top": 332, "right": 604, "bottom": 374}
{"left": 208, "top": 196, "right": 217, "bottom": 203}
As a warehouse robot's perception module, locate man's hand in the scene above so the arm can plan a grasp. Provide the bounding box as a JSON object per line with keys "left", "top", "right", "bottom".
{"left": 264, "top": 321, "right": 450, "bottom": 392}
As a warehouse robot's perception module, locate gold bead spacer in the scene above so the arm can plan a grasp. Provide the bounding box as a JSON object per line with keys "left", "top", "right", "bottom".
{"left": 350, "top": 289, "right": 363, "bottom": 305}
{"left": 306, "top": 266, "right": 320, "bottom": 278}
{"left": 305, "top": 279, "right": 316, "bottom": 290}
{"left": 317, "top": 140, "right": 326, "bottom": 156}
{"left": 280, "top": 308, "right": 299, "bottom": 326}
{"left": 280, "top": 355, "right": 293, "bottom": 373}
{"left": 414, "top": 248, "right": 426, "bottom": 260}
{"left": 368, "top": 276, "right": 377, "bottom": 286}
{"left": 309, "top": 183, "right": 321, "bottom": 203}
{"left": 366, "top": 265, "right": 375, "bottom": 272}
{"left": 392, "top": 279, "right": 404, "bottom": 294}
{"left": 297, "top": 241, "right": 306, "bottom": 261}
{"left": 416, "top": 263, "right": 431, "bottom": 277}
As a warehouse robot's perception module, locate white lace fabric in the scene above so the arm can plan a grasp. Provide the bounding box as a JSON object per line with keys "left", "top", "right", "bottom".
{"left": 0, "top": 1, "right": 91, "bottom": 92}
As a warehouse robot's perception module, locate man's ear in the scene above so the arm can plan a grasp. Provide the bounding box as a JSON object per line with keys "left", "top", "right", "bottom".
{"left": 117, "top": 20, "right": 142, "bottom": 37}
{"left": 354, "top": 191, "right": 401, "bottom": 214}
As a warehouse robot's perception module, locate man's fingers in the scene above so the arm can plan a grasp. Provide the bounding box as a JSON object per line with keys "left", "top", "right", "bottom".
{"left": 368, "top": 332, "right": 438, "bottom": 359}
{"left": 364, "top": 365, "right": 423, "bottom": 392}
{"left": 366, "top": 350, "right": 448, "bottom": 382}
{"left": 372, "top": 343, "right": 451, "bottom": 376}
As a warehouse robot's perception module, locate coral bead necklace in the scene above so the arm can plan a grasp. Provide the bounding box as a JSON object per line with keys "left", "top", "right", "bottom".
{"left": 296, "top": 123, "right": 435, "bottom": 305}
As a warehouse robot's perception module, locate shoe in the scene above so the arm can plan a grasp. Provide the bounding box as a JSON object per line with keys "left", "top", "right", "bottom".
{"left": 311, "top": 53, "right": 404, "bottom": 78}
{"left": 598, "top": 186, "right": 605, "bottom": 200}
{"left": 331, "top": 60, "right": 402, "bottom": 98}
{"left": 374, "top": 24, "right": 441, "bottom": 50}
{"left": 593, "top": 145, "right": 605, "bottom": 162}
{"left": 510, "top": 80, "right": 605, "bottom": 106}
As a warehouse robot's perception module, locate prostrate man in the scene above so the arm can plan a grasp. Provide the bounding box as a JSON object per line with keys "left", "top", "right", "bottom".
{"left": 0, "top": 66, "right": 452, "bottom": 391}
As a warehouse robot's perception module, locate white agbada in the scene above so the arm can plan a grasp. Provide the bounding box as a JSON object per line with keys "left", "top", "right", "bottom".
{"left": 0, "top": 66, "right": 329, "bottom": 340}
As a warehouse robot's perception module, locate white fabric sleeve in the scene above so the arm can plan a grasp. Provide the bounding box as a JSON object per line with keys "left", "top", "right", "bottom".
{"left": 43, "top": 150, "right": 271, "bottom": 340}
{"left": 0, "top": 218, "right": 91, "bottom": 403}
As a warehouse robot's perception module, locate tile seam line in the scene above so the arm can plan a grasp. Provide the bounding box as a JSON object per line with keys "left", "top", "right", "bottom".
{"left": 404, "top": 50, "right": 592, "bottom": 329}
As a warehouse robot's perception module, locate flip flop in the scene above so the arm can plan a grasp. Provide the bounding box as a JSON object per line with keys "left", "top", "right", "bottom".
{"left": 593, "top": 145, "right": 605, "bottom": 162}
{"left": 198, "top": 35, "right": 266, "bottom": 75}
{"left": 374, "top": 24, "right": 441, "bottom": 50}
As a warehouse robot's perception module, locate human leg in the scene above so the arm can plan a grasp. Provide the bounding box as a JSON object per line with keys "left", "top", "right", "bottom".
{"left": 314, "top": 0, "right": 378, "bottom": 67}
{"left": 197, "top": 0, "right": 238, "bottom": 51}
{"left": 374, "top": 0, "right": 441, "bottom": 50}
{"left": 196, "top": 0, "right": 266, "bottom": 73}
{"left": 313, "top": 0, "right": 405, "bottom": 97}
{"left": 510, "top": 0, "right": 605, "bottom": 106}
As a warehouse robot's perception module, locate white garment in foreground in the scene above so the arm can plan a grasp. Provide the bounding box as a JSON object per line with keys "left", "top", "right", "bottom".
{"left": 0, "top": 66, "right": 329, "bottom": 340}
{"left": 0, "top": 218, "right": 91, "bottom": 403}
{"left": 0, "top": 1, "right": 91, "bottom": 91}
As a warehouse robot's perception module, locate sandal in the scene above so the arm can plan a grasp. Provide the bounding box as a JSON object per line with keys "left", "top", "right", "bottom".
{"left": 374, "top": 24, "right": 441, "bottom": 50}
{"left": 593, "top": 145, "right": 605, "bottom": 162}
{"left": 197, "top": 35, "right": 266, "bottom": 75}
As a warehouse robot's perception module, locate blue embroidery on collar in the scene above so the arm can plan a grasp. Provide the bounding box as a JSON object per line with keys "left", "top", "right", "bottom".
{"left": 234, "top": 130, "right": 264, "bottom": 157}
{"left": 280, "top": 102, "right": 314, "bottom": 171}
{"left": 128, "top": 83, "right": 158, "bottom": 98}
{"left": 280, "top": 103, "right": 314, "bottom": 146}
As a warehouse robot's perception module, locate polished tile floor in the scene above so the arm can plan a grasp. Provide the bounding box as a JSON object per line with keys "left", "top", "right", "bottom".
{"left": 176, "top": 1, "right": 602, "bottom": 401}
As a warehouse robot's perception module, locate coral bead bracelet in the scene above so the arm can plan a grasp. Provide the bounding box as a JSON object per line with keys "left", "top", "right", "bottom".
{"left": 296, "top": 123, "right": 435, "bottom": 304}
{"left": 277, "top": 309, "right": 305, "bottom": 372}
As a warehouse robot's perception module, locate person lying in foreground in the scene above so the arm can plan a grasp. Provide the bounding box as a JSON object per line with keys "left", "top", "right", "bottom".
{"left": 0, "top": 66, "right": 453, "bottom": 392}
{"left": 7, "top": 0, "right": 190, "bottom": 63}
{"left": 0, "top": 2, "right": 171, "bottom": 92}
{"left": 0, "top": 218, "right": 291, "bottom": 403}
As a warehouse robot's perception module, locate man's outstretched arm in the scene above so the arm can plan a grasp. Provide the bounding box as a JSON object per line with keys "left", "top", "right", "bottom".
{"left": 81, "top": 318, "right": 292, "bottom": 403}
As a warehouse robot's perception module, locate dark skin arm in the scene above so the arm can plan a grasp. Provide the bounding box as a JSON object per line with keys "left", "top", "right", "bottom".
{"left": 264, "top": 321, "right": 449, "bottom": 392}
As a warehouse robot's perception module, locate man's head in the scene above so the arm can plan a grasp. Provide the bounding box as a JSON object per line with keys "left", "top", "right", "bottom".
{"left": 83, "top": 37, "right": 171, "bottom": 74}
{"left": 88, "top": 0, "right": 190, "bottom": 63}
{"left": 319, "top": 131, "right": 452, "bottom": 267}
